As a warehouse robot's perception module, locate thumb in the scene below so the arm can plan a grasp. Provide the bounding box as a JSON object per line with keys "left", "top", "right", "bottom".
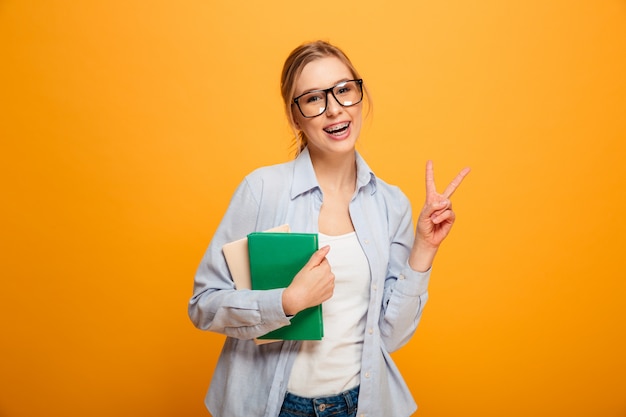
{"left": 305, "top": 245, "right": 331, "bottom": 268}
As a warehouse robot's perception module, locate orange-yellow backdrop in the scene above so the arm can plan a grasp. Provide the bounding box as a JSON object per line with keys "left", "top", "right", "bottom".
{"left": 1, "top": 1, "right": 625, "bottom": 416}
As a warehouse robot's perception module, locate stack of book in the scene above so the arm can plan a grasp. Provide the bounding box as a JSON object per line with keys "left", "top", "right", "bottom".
{"left": 222, "top": 225, "right": 324, "bottom": 343}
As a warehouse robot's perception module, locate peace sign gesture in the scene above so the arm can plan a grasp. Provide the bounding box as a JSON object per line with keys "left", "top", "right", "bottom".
{"left": 410, "top": 161, "right": 470, "bottom": 272}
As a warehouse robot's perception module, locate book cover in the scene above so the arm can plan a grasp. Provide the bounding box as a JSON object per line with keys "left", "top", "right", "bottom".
{"left": 222, "top": 224, "right": 290, "bottom": 290}
{"left": 247, "top": 232, "right": 323, "bottom": 341}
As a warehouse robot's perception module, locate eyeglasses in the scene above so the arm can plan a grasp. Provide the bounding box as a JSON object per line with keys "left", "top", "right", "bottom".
{"left": 293, "top": 79, "right": 363, "bottom": 118}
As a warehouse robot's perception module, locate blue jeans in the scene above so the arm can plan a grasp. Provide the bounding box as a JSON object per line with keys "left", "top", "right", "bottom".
{"left": 278, "top": 386, "right": 359, "bottom": 417}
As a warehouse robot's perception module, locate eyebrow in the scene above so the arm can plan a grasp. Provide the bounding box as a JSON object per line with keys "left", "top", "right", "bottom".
{"left": 297, "top": 78, "right": 352, "bottom": 96}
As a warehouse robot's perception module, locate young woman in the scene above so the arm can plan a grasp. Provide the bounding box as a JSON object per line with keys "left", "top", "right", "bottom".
{"left": 188, "top": 40, "right": 470, "bottom": 417}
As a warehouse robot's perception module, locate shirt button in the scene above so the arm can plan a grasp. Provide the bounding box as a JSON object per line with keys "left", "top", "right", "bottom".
{"left": 364, "top": 239, "right": 369, "bottom": 244}
{"left": 365, "top": 372, "right": 370, "bottom": 378}
{"left": 368, "top": 328, "right": 374, "bottom": 334}
{"left": 372, "top": 284, "right": 377, "bottom": 291}
{"left": 399, "top": 274, "right": 405, "bottom": 280}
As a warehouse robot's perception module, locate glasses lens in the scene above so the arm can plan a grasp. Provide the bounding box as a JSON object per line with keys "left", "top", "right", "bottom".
{"left": 296, "top": 80, "right": 363, "bottom": 118}
{"left": 332, "top": 80, "right": 362, "bottom": 107}
{"left": 298, "top": 91, "right": 327, "bottom": 118}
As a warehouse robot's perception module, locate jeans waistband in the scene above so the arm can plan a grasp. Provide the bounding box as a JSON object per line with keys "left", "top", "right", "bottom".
{"left": 281, "top": 385, "right": 359, "bottom": 417}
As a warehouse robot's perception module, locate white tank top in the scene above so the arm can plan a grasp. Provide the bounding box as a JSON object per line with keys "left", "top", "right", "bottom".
{"left": 287, "top": 232, "right": 371, "bottom": 397}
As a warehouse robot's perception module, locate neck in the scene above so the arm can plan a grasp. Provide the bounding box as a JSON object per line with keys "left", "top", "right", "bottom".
{"left": 309, "top": 148, "right": 357, "bottom": 193}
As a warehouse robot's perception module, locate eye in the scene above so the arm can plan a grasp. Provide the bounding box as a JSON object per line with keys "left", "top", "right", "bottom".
{"left": 335, "top": 82, "right": 353, "bottom": 96}
{"left": 303, "top": 92, "right": 325, "bottom": 104}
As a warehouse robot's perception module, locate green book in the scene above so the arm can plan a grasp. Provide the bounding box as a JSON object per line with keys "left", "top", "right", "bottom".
{"left": 247, "top": 232, "right": 323, "bottom": 340}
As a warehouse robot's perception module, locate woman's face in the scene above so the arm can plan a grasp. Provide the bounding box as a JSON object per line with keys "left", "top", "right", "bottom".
{"left": 292, "top": 56, "right": 363, "bottom": 158}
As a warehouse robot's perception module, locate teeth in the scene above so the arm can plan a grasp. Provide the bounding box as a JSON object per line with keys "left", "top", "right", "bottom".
{"left": 325, "top": 122, "right": 349, "bottom": 133}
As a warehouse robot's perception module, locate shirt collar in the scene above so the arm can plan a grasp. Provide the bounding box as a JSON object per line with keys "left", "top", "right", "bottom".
{"left": 291, "top": 147, "right": 377, "bottom": 199}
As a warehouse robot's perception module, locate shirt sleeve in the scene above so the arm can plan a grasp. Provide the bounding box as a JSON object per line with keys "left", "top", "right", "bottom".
{"left": 187, "top": 177, "right": 292, "bottom": 339}
{"left": 379, "top": 190, "right": 431, "bottom": 352}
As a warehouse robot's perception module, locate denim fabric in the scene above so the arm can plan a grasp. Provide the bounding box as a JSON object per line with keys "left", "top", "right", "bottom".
{"left": 279, "top": 386, "right": 359, "bottom": 417}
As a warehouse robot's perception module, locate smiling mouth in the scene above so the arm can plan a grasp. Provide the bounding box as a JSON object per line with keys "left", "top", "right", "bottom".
{"left": 323, "top": 122, "right": 350, "bottom": 136}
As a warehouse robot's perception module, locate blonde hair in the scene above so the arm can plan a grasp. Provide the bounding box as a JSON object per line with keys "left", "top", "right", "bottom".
{"left": 280, "top": 40, "right": 371, "bottom": 155}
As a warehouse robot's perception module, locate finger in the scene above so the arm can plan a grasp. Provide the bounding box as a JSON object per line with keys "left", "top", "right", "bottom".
{"left": 420, "top": 199, "right": 450, "bottom": 219}
{"left": 306, "top": 245, "right": 331, "bottom": 268}
{"left": 431, "top": 208, "right": 456, "bottom": 225}
{"left": 442, "top": 167, "right": 471, "bottom": 199}
{"left": 425, "top": 160, "right": 436, "bottom": 196}
{"left": 428, "top": 200, "right": 451, "bottom": 219}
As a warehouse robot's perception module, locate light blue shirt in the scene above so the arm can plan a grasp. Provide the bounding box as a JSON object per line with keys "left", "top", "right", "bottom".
{"left": 188, "top": 148, "right": 431, "bottom": 417}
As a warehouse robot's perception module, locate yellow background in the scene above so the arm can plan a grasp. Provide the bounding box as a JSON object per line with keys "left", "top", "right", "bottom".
{"left": 1, "top": 1, "right": 625, "bottom": 416}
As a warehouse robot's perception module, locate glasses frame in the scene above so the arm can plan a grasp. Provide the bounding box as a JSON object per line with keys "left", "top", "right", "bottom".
{"left": 293, "top": 79, "right": 364, "bottom": 118}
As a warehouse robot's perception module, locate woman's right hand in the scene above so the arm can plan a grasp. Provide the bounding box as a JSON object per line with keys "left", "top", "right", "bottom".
{"left": 282, "top": 245, "right": 334, "bottom": 316}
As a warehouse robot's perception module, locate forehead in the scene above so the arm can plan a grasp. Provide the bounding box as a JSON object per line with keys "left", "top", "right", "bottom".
{"left": 295, "top": 56, "right": 354, "bottom": 94}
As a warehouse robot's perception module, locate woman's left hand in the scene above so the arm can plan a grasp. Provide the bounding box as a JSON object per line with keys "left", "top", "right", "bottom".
{"left": 410, "top": 161, "right": 470, "bottom": 271}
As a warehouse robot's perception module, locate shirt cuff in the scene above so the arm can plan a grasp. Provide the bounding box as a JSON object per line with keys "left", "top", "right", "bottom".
{"left": 258, "top": 288, "right": 292, "bottom": 326}
{"left": 396, "top": 263, "right": 432, "bottom": 296}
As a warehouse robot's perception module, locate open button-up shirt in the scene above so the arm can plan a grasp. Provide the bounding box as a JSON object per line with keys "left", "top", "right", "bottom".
{"left": 188, "top": 148, "right": 431, "bottom": 417}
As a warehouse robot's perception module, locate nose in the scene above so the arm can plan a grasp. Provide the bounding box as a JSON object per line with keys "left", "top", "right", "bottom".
{"left": 324, "top": 91, "right": 343, "bottom": 116}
